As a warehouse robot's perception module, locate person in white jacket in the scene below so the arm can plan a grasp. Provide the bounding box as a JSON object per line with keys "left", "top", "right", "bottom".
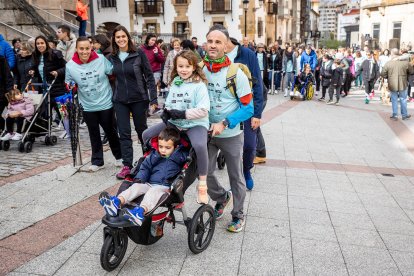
{"left": 56, "top": 25, "right": 77, "bottom": 62}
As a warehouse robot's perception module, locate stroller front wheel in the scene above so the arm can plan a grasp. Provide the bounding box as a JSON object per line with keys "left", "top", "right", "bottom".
{"left": 2, "top": 140, "right": 10, "bottom": 151}
{"left": 100, "top": 230, "right": 128, "bottom": 272}
{"left": 188, "top": 204, "right": 216, "bottom": 254}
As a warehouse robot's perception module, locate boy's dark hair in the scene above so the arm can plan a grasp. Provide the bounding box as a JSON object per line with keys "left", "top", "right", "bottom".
{"left": 158, "top": 127, "right": 180, "bottom": 146}
{"left": 57, "top": 25, "right": 71, "bottom": 38}
{"left": 12, "top": 38, "right": 21, "bottom": 46}
{"left": 156, "top": 38, "right": 163, "bottom": 45}
{"left": 181, "top": 39, "right": 195, "bottom": 51}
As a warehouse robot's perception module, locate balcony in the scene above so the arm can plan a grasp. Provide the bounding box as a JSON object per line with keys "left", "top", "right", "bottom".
{"left": 267, "top": 2, "right": 278, "bottom": 14}
{"left": 278, "top": 4, "right": 291, "bottom": 18}
{"left": 135, "top": 0, "right": 164, "bottom": 15}
{"left": 203, "top": 0, "right": 232, "bottom": 14}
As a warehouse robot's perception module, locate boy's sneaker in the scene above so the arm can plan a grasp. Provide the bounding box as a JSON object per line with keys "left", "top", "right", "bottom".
{"left": 116, "top": 166, "right": 131, "bottom": 179}
{"left": 318, "top": 97, "right": 325, "bottom": 101}
{"left": 1, "top": 132, "right": 14, "bottom": 141}
{"left": 99, "top": 192, "right": 121, "bottom": 216}
{"left": 390, "top": 115, "right": 398, "bottom": 121}
{"left": 326, "top": 100, "right": 334, "bottom": 105}
{"left": 122, "top": 206, "right": 145, "bottom": 226}
{"left": 88, "top": 164, "right": 105, "bottom": 172}
{"left": 11, "top": 133, "right": 23, "bottom": 141}
{"left": 244, "top": 171, "right": 254, "bottom": 191}
{"left": 402, "top": 114, "right": 412, "bottom": 120}
{"left": 227, "top": 217, "right": 245, "bottom": 233}
{"left": 114, "top": 159, "right": 123, "bottom": 167}
{"left": 214, "top": 191, "right": 232, "bottom": 220}
{"left": 335, "top": 101, "right": 340, "bottom": 106}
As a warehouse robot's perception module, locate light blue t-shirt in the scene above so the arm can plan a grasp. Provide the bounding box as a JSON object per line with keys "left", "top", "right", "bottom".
{"left": 65, "top": 54, "right": 114, "bottom": 112}
{"left": 203, "top": 66, "right": 251, "bottom": 138}
{"left": 227, "top": 45, "right": 238, "bottom": 62}
{"left": 119, "top": 51, "right": 129, "bottom": 63}
{"left": 38, "top": 55, "right": 44, "bottom": 82}
{"left": 257, "top": 53, "right": 264, "bottom": 71}
{"left": 165, "top": 81, "right": 210, "bottom": 130}
{"left": 286, "top": 60, "right": 293, "bottom": 72}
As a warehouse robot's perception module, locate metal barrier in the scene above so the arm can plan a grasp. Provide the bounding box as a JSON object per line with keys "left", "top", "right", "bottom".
{"left": 0, "top": 21, "right": 33, "bottom": 38}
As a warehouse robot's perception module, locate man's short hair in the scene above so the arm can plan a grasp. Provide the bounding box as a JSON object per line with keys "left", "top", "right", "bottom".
{"left": 12, "top": 38, "right": 21, "bottom": 46}
{"left": 191, "top": 37, "right": 197, "bottom": 40}
{"left": 57, "top": 25, "right": 71, "bottom": 37}
{"left": 206, "top": 24, "right": 229, "bottom": 39}
{"left": 158, "top": 127, "right": 180, "bottom": 146}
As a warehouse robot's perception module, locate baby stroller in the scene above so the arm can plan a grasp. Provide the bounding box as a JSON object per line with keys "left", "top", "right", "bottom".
{"left": 290, "top": 75, "right": 315, "bottom": 101}
{"left": 0, "top": 79, "right": 58, "bottom": 153}
{"left": 100, "top": 134, "right": 216, "bottom": 272}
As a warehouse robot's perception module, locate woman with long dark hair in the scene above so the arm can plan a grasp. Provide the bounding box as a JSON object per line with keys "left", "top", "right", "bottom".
{"left": 108, "top": 25, "right": 158, "bottom": 179}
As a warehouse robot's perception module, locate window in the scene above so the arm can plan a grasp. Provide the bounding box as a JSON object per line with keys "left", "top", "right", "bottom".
{"left": 393, "top": 22, "right": 401, "bottom": 39}
{"left": 258, "top": 20, "right": 263, "bottom": 37}
{"left": 146, "top": 23, "right": 156, "bottom": 33}
{"left": 100, "top": 0, "right": 116, "bottom": 8}
{"left": 175, "top": 0, "right": 187, "bottom": 3}
{"left": 372, "top": 23, "right": 380, "bottom": 40}
{"left": 213, "top": 21, "right": 224, "bottom": 26}
{"left": 175, "top": 22, "right": 188, "bottom": 34}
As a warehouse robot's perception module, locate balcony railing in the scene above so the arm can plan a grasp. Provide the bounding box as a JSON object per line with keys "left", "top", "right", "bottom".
{"left": 267, "top": 2, "right": 278, "bottom": 14}
{"left": 135, "top": 0, "right": 164, "bottom": 15}
{"left": 203, "top": 0, "right": 232, "bottom": 13}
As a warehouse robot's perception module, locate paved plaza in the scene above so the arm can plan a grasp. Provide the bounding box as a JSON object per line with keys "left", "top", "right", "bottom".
{"left": 1, "top": 89, "right": 414, "bottom": 275}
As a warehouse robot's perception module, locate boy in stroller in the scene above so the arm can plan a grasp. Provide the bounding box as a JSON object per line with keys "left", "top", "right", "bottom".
{"left": 99, "top": 128, "right": 188, "bottom": 226}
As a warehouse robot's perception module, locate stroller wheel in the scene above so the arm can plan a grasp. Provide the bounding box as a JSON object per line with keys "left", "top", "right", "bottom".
{"left": 50, "top": 135, "right": 57, "bottom": 145}
{"left": 18, "top": 142, "right": 25, "bottom": 153}
{"left": 188, "top": 204, "right": 216, "bottom": 254}
{"left": 45, "top": 135, "right": 51, "bottom": 146}
{"left": 3, "top": 140, "right": 10, "bottom": 151}
{"left": 24, "top": 141, "right": 33, "bottom": 153}
{"left": 0, "top": 140, "right": 2, "bottom": 150}
{"left": 217, "top": 152, "right": 226, "bottom": 170}
{"left": 100, "top": 230, "right": 128, "bottom": 272}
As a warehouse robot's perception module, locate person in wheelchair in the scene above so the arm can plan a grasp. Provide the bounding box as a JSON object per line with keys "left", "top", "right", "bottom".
{"left": 293, "top": 64, "right": 315, "bottom": 99}
{"left": 99, "top": 128, "right": 188, "bottom": 226}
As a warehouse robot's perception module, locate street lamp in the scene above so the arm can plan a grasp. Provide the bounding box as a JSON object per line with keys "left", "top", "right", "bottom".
{"left": 243, "top": 0, "right": 249, "bottom": 37}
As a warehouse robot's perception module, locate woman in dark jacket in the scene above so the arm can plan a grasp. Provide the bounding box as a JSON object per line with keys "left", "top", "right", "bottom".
{"left": 14, "top": 42, "right": 37, "bottom": 91}
{"left": 108, "top": 25, "right": 158, "bottom": 180}
{"left": 319, "top": 54, "right": 333, "bottom": 101}
{"left": 29, "top": 35, "right": 66, "bottom": 126}
{"left": 268, "top": 45, "right": 283, "bottom": 92}
{"left": 0, "top": 56, "right": 14, "bottom": 132}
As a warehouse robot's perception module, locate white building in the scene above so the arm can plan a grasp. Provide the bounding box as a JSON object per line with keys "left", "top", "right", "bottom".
{"left": 337, "top": 9, "right": 359, "bottom": 41}
{"left": 359, "top": 0, "right": 414, "bottom": 50}
{"left": 92, "top": 0, "right": 133, "bottom": 32}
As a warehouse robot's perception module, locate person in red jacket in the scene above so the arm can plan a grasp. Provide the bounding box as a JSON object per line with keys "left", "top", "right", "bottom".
{"left": 141, "top": 34, "right": 165, "bottom": 94}
{"left": 76, "top": 0, "right": 89, "bottom": 37}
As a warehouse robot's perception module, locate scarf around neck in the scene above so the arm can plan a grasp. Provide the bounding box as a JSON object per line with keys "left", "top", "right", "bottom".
{"left": 203, "top": 55, "right": 231, "bottom": 73}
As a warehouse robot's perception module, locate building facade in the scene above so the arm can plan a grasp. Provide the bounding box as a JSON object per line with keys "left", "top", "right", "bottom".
{"left": 359, "top": 0, "right": 414, "bottom": 50}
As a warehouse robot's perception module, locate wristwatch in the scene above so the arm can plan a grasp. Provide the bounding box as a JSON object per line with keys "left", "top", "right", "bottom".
{"left": 222, "top": 118, "right": 229, "bottom": 128}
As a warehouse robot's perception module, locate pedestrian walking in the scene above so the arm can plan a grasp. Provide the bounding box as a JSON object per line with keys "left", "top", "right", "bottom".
{"left": 357, "top": 50, "right": 379, "bottom": 104}
{"left": 268, "top": 44, "right": 283, "bottom": 93}
{"left": 56, "top": 25, "right": 77, "bottom": 62}
{"left": 0, "top": 34, "right": 16, "bottom": 69}
{"left": 203, "top": 25, "right": 254, "bottom": 232}
{"left": 14, "top": 42, "right": 36, "bottom": 91}
{"left": 0, "top": 56, "right": 14, "bottom": 133}
{"left": 381, "top": 48, "right": 414, "bottom": 120}
{"left": 65, "top": 37, "right": 122, "bottom": 171}
{"left": 76, "top": 0, "right": 89, "bottom": 37}
{"left": 140, "top": 33, "right": 165, "bottom": 94}
{"left": 108, "top": 25, "right": 158, "bottom": 179}
{"left": 162, "top": 38, "right": 181, "bottom": 94}
{"left": 354, "top": 51, "right": 365, "bottom": 88}
{"left": 319, "top": 54, "right": 333, "bottom": 101}
{"left": 282, "top": 45, "right": 296, "bottom": 97}
{"left": 327, "top": 59, "right": 343, "bottom": 105}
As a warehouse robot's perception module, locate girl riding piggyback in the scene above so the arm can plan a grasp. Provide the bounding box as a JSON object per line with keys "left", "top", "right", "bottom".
{"left": 142, "top": 50, "right": 210, "bottom": 205}
{"left": 1, "top": 89, "right": 34, "bottom": 141}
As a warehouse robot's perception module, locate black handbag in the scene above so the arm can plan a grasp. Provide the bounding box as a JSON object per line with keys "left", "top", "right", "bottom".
{"left": 75, "top": 15, "right": 82, "bottom": 22}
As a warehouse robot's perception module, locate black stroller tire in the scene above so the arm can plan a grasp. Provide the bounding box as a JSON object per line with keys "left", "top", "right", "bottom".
{"left": 100, "top": 231, "right": 128, "bottom": 272}
{"left": 50, "top": 135, "right": 57, "bottom": 145}
{"left": 18, "top": 142, "right": 25, "bottom": 153}
{"left": 45, "top": 135, "right": 51, "bottom": 145}
{"left": 217, "top": 152, "right": 226, "bottom": 170}
{"left": 188, "top": 204, "right": 216, "bottom": 254}
{"left": 3, "top": 140, "right": 10, "bottom": 151}
{"left": 24, "top": 141, "right": 32, "bottom": 153}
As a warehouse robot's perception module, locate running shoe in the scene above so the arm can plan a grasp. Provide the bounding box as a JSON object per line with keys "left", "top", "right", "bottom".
{"left": 99, "top": 191, "right": 121, "bottom": 216}
{"left": 122, "top": 206, "right": 145, "bottom": 226}
{"left": 227, "top": 217, "right": 245, "bottom": 233}
{"left": 214, "top": 191, "right": 232, "bottom": 220}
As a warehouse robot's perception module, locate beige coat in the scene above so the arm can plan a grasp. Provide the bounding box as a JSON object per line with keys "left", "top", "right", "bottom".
{"left": 381, "top": 57, "right": 414, "bottom": 92}
{"left": 56, "top": 33, "right": 77, "bottom": 62}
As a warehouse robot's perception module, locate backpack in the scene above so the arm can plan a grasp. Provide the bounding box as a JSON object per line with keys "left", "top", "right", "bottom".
{"left": 199, "top": 61, "right": 253, "bottom": 99}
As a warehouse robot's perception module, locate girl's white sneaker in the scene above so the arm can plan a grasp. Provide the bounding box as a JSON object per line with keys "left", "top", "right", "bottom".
{"left": 11, "top": 133, "right": 23, "bottom": 141}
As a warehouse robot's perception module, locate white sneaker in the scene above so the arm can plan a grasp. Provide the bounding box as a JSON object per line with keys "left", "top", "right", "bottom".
{"left": 88, "top": 165, "right": 105, "bottom": 172}
{"left": 114, "top": 159, "right": 123, "bottom": 167}
{"left": 11, "top": 133, "right": 23, "bottom": 141}
{"left": 289, "top": 91, "right": 294, "bottom": 96}
{"left": 1, "top": 133, "right": 14, "bottom": 141}
{"left": 79, "top": 122, "right": 87, "bottom": 128}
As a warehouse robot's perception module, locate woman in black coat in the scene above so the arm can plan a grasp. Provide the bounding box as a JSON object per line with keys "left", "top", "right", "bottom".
{"left": 0, "top": 56, "right": 14, "bottom": 132}
{"left": 319, "top": 54, "right": 333, "bottom": 101}
{"left": 29, "top": 35, "right": 66, "bottom": 124}
{"left": 14, "top": 42, "right": 37, "bottom": 91}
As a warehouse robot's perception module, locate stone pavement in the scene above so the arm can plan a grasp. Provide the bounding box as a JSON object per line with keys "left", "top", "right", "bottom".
{"left": 1, "top": 89, "right": 414, "bottom": 275}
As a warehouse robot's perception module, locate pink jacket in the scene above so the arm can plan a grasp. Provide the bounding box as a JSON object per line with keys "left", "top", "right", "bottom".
{"left": 8, "top": 97, "right": 34, "bottom": 119}
{"left": 140, "top": 44, "right": 165, "bottom": 73}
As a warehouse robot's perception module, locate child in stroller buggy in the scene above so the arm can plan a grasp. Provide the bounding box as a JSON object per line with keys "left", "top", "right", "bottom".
{"left": 1, "top": 88, "right": 34, "bottom": 141}
{"left": 99, "top": 127, "right": 188, "bottom": 226}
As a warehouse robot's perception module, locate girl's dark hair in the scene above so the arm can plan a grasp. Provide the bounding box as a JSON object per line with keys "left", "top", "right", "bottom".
{"left": 145, "top": 33, "right": 157, "bottom": 46}
{"left": 323, "top": 54, "right": 331, "bottom": 60}
{"left": 169, "top": 50, "right": 207, "bottom": 85}
{"left": 76, "top": 36, "right": 91, "bottom": 47}
{"left": 158, "top": 127, "right": 180, "bottom": 146}
{"left": 181, "top": 39, "right": 195, "bottom": 51}
{"left": 111, "top": 25, "right": 136, "bottom": 55}
{"left": 33, "top": 35, "right": 53, "bottom": 65}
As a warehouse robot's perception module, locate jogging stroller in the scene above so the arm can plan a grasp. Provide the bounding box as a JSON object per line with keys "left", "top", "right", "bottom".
{"left": 100, "top": 133, "right": 216, "bottom": 272}
{"left": 290, "top": 75, "right": 315, "bottom": 101}
{"left": 0, "top": 79, "right": 58, "bottom": 153}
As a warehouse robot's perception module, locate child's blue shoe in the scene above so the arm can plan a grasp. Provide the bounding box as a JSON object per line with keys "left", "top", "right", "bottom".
{"left": 99, "top": 192, "right": 121, "bottom": 216}
{"left": 122, "top": 206, "right": 145, "bottom": 226}
{"left": 244, "top": 171, "right": 254, "bottom": 191}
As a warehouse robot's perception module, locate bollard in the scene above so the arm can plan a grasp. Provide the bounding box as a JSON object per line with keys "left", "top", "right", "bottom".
{"left": 270, "top": 69, "right": 275, "bottom": 95}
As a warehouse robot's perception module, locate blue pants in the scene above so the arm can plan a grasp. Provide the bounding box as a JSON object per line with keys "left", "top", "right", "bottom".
{"left": 243, "top": 118, "right": 257, "bottom": 173}
{"left": 390, "top": 89, "right": 408, "bottom": 117}
{"left": 268, "top": 71, "right": 282, "bottom": 90}
{"left": 79, "top": 20, "right": 87, "bottom": 37}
